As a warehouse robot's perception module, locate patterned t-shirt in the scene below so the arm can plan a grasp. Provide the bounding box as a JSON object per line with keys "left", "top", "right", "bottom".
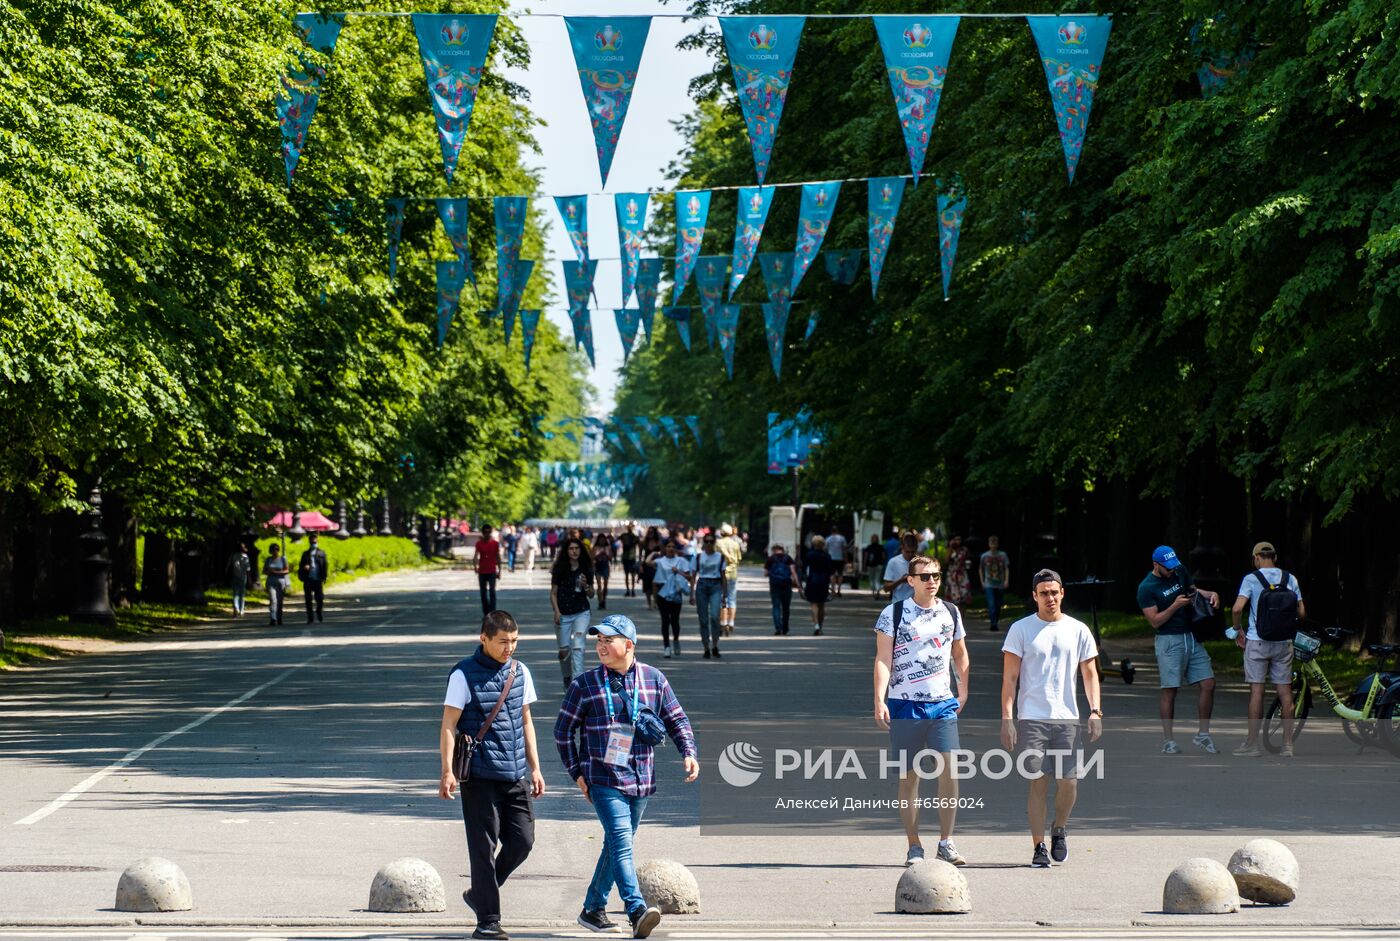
{"left": 874, "top": 599, "right": 965, "bottom": 702}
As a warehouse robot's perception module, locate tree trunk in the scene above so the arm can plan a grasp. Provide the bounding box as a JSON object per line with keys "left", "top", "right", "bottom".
{"left": 107, "top": 493, "right": 138, "bottom": 609}
{"left": 141, "top": 532, "right": 175, "bottom": 602}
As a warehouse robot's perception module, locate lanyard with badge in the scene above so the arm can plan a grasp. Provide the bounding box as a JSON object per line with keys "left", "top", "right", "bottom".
{"left": 604, "top": 673, "right": 639, "bottom": 767}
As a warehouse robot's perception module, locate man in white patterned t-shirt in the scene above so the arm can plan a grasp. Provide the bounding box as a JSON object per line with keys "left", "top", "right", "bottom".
{"left": 873, "top": 554, "right": 970, "bottom": 868}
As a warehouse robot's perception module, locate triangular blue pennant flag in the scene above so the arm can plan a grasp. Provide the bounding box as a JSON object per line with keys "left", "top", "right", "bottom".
{"left": 872, "top": 16, "right": 959, "bottom": 183}
{"left": 716, "top": 304, "right": 741, "bottom": 379}
{"left": 728, "top": 185, "right": 774, "bottom": 298}
{"left": 936, "top": 185, "right": 966, "bottom": 300}
{"left": 658, "top": 416, "right": 683, "bottom": 446}
{"left": 673, "top": 190, "right": 711, "bottom": 300}
{"left": 758, "top": 252, "right": 793, "bottom": 312}
{"left": 385, "top": 198, "right": 407, "bottom": 288}
{"left": 1026, "top": 15, "right": 1113, "bottom": 183}
{"left": 792, "top": 181, "right": 840, "bottom": 293}
{"left": 824, "top": 249, "right": 862, "bottom": 286}
{"left": 762, "top": 302, "right": 789, "bottom": 379}
{"left": 614, "top": 308, "right": 641, "bottom": 361}
{"left": 555, "top": 195, "right": 589, "bottom": 264}
{"left": 664, "top": 306, "right": 692, "bottom": 352}
{"left": 436, "top": 260, "right": 467, "bottom": 348}
{"left": 520, "top": 309, "right": 541, "bottom": 371}
{"left": 804, "top": 308, "right": 820, "bottom": 341}
{"left": 435, "top": 198, "right": 475, "bottom": 285}
{"left": 277, "top": 13, "right": 345, "bottom": 186}
{"left": 616, "top": 193, "right": 650, "bottom": 304}
{"left": 694, "top": 256, "right": 727, "bottom": 349}
{"left": 719, "top": 16, "right": 807, "bottom": 184}
{"left": 1190, "top": 16, "right": 1255, "bottom": 99}
{"left": 604, "top": 429, "right": 625, "bottom": 453}
{"left": 635, "top": 258, "right": 662, "bottom": 343}
{"left": 412, "top": 14, "right": 498, "bottom": 183}
{"left": 563, "top": 258, "right": 598, "bottom": 326}
{"left": 500, "top": 258, "right": 533, "bottom": 342}
{"left": 565, "top": 17, "right": 652, "bottom": 186}
{"left": 684, "top": 415, "right": 702, "bottom": 446}
{"left": 495, "top": 196, "right": 528, "bottom": 312}
{"left": 867, "top": 177, "right": 905, "bottom": 299}
{"left": 624, "top": 426, "right": 645, "bottom": 456}
{"left": 574, "top": 309, "right": 596, "bottom": 366}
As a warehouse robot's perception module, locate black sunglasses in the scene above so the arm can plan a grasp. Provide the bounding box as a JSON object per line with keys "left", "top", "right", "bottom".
{"left": 910, "top": 572, "right": 943, "bottom": 582}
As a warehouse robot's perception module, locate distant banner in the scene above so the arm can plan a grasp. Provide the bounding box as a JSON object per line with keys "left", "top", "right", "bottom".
{"left": 1190, "top": 17, "right": 1254, "bottom": 98}
{"left": 824, "top": 249, "right": 862, "bottom": 286}
{"left": 436, "top": 260, "right": 467, "bottom": 348}
{"left": 872, "top": 16, "right": 959, "bottom": 183}
{"left": 767, "top": 410, "right": 820, "bottom": 473}
{"left": 728, "top": 185, "right": 774, "bottom": 297}
{"left": 792, "top": 181, "right": 840, "bottom": 293}
{"left": 563, "top": 258, "right": 599, "bottom": 326}
{"left": 436, "top": 198, "right": 475, "bottom": 284}
{"left": 664, "top": 306, "right": 692, "bottom": 352}
{"left": 385, "top": 198, "right": 407, "bottom": 288}
{"left": 684, "top": 415, "right": 702, "bottom": 446}
{"left": 555, "top": 195, "right": 589, "bottom": 263}
{"left": 658, "top": 416, "right": 683, "bottom": 446}
{"left": 566, "top": 17, "right": 652, "bottom": 186}
{"left": 936, "top": 188, "right": 966, "bottom": 300}
{"left": 605, "top": 429, "right": 625, "bottom": 453}
{"left": 719, "top": 16, "right": 807, "bottom": 184}
{"left": 867, "top": 176, "right": 905, "bottom": 299}
{"left": 495, "top": 196, "right": 528, "bottom": 311}
{"left": 501, "top": 258, "right": 534, "bottom": 342}
{"left": 716, "top": 303, "right": 741, "bottom": 379}
{"left": 673, "top": 190, "right": 711, "bottom": 298}
{"left": 762, "top": 302, "right": 789, "bottom": 380}
{"left": 520, "top": 309, "right": 541, "bottom": 370}
{"left": 758, "top": 252, "right": 793, "bottom": 313}
{"left": 277, "top": 13, "right": 345, "bottom": 186}
{"left": 804, "top": 308, "right": 820, "bottom": 341}
{"left": 694, "top": 256, "right": 727, "bottom": 349}
{"left": 1027, "top": 15, "right": 1112, "bottom": 183}
{"left": 572, "top": 307, "right": 596, "bottom": 366}
{"left": 616, "top": 193, "right": 649, "bottom": 304}
{"left": 412, "top": 13, "right": 498, "bottom": 183}
{"left": 614, "top": 308, "right": 641, "bottom": 361}
{"left": 623, "top": 425, "right": 645, "bottom": 455}
{"left": 635, "top": 258, "right": 662, "bottom": 343}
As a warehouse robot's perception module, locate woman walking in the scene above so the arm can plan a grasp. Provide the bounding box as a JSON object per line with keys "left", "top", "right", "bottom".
{"left": 640, "top": 527, "right": 662, "bottom": 611}
{"left": 551, "top": 537, "right": 595, "bottom": 688}
{"left": 592, "top": 537, "right": 612, "bottom": 611}
{"left": 692, "top": 533, "right": 727, "bottom": 659}
{"left": 803, "top": 535, "right": 834, "bottom": 636}
{"left": 227, "top": 541, "right": 251, "bottom": 617}
{"left": 652, "top": 541, "right": 692, "bottom": 658}
{"left": 262, "top": 542, "right": 290, "bottom": 625}
{"left": 943, "top": 535, "right": 972, "bottom": 607}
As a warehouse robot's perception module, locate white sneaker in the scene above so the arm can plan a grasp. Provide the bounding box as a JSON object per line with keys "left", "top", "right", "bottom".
{"left": 663, "top": 645, "right": 672, "bottom": 659}
{"left": 1161, "top": 740, "right": 1182, "bottom": 754}
{"left": 937, "top": 840, "right": 967, "bottom": 866}
{"left": 1192, "top": 732, "right": 1218, "bottom": 754}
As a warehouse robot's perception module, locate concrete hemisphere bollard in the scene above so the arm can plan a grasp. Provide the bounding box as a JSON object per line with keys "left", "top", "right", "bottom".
{"left": 637, "top": 859, "right": 700, "bottom": 914}
{"left": 1163, "top": 858, "right": 1240, "bottom": 914}
{"left": 368, "top": 858, "right": 446, "bottom": 913}
{"left": 115, "top": 857, "right": 193, "bottom": 912}
{"left": 895, "top": 859, "right": 971, "bottom": 914}
{"left": 1228, "top": 838, "right": 1300, "bottom": 905}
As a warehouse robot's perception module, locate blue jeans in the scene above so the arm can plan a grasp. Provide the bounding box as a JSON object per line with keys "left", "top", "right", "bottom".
{"left": 985, "top": 586, "right": 1005, "bottom": 628}
{"left": 696, "top": 579, "right": 723, "bottom": 648}
{"left": 584, "top": 785, "right": 649, "bottom": 917}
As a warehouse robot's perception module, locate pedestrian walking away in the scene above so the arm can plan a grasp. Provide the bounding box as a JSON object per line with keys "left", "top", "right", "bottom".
{"left": 825, "top": 527, "right": 848, "bottom": 599}
{"left": 262, "top": 542, "right": 290, "bottom": 625}
{"left": 554, "top": 614, "right": 699, "bottom": 939}
{"left": 593, "top": 538, "right": 612, "bottom": 610}
{"left": 863, "top": 535, "right": 887, "bottom": 596}
{"left": 298, "top": 533, "right": 328, "bottom": 624}
{"left": 803, "top": 535, "right": 834, "bottom": 635}
{"left": 716, "top": 523, "right": 743, "bottom": 635}
{"left": 979, "top": 536, "right": 1010, "bottom": 632}
{"left": 620, "top": 525, "right": 640, "bottom": 597}
{"left": 1230, "top": 541, "right": 1306, "bottom": 757}
{"left": 943, "top": 535, "right": 972, "bottom": 607}
{"left": 763, "top": 544, "right": 800, "bottom": 635}
{"left": 640, "top": 528, "right": 661, "bottom": 610}
{"left": 502, "top": 525, "right": 518, "bottom": 574}
{"left": 1000, "top": 568, "right": 1102, "bottom": 869}
{"left": 551, "top": 537, "right": 595, "bottom": 689}
{"left": 545, "top": 527, "right": 559, "bottom": 561}
{"left": 439, "top": 611, "right": 546, "bottom": 941}
{"left": 227, "top": 541, "right": 251, "bottom": 617}
{"left": 883, "top": 533, "right": 920, "bottom": 605}
{"left": 652, "top": 541, "right": 691, "bottom": 657}
{"left": 520, "top": 526, "right": 540, "bottom": 586}
{"left": 874, "top": 554, "right": 971, "bottom": 868}
{"left": 692, "top": 533, "right": 727, "bottom": 659}
{"left": 474, "top": 525, "right": 502, "bottom": 617}
{"left": 1137, "top": 545, "right": 1220, "bottom": 755}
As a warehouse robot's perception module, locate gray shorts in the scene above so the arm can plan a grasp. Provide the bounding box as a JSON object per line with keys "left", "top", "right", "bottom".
{"left": 1244, "top": 638, "right": 1295, "bottom": 685}
{"left": 1154, "top": 633, "right": 1214, "bottom": 688}
{"left": 1018, "top": 720, "right": 1086, "bottom": 779}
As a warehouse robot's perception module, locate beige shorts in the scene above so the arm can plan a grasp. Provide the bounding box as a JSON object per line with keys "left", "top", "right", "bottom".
{"left": 1244, "top": 638, "right": 1294, "bottom": 685}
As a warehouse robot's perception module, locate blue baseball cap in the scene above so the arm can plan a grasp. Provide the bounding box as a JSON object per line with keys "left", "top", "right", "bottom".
{"left": 589, "top": 614, "right": 637, "bottom": 643}
{"left": 1152, "top": 545, "right": 1182, "bottom": 570}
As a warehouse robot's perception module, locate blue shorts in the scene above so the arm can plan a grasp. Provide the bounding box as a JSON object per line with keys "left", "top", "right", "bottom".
{"left": 723, "top": 579, "right": 738, "bottom": 608}
{"left": 1154, "top": 633, "right": 1214, "bottom": 688}
{"left": 888, "top": 698, "right": 960, "bottom": 759}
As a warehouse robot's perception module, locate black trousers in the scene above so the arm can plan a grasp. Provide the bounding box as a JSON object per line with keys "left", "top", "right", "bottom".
{"left": 658, "top": 598, "right": 682, "bottom": 645}
{"left": 303, "top": 580, "right": 324, "bottom": 622}
{"left": 478, "top": 573, "right": 498, "bottom": 615}
{"left": 461, "top": 776, "right": 535, "bottom": 925}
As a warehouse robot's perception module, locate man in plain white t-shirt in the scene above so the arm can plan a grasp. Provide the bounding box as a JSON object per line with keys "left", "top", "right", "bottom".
{"left": 1000, "top": 569, "right": 1102, "bottom": 870}
{"left": 825, "top": 527, "right": 848, "bottom": 598}
{"left": 882, "top": 533, "right": 920, "bottom": 604}
{"left": 1230, "top": 541, "right": 1306, "bottom": 757}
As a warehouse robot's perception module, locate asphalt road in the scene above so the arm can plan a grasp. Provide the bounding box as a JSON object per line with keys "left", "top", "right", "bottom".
{"left": 2, "top": 565, "right": 1397, "bottom": 929}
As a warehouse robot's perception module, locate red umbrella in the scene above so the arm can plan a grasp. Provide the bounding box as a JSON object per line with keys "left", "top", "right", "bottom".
{"left": 265, "top": 510, "right": 337, "bottom": 531}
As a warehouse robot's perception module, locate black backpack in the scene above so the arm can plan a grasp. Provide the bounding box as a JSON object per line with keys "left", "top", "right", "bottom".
{"left": 1252, "top": 570, "right": 1300, "bottom": 641}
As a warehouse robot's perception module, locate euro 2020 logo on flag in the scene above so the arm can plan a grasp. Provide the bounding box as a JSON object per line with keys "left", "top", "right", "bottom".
{"left": 813, "top": 188, "right": 828, "bottom": 208}
{"left": 903, "top": 22, "right": 931, "bottom": 48}
{"left": 880, "top": 183, "right": 893, "bottom": 206}
{"left": 440, "top": 19, "right": 469, "bottom": 46}
{"left": 718, "top": 742, "right": 763, "bottom": 787}
{"left": 748, "top": 24, "right": 777, "bottom": 51}
{"left": 748, "top": 191, "right": 764, "bottom": 215}
{"left": 1058, "top": 20, "right": 1087, "bottom": 45}
{"left": 625, "top": 199, "right": 640, "bottom": 223}
{"left": 685, "top": 195, "right": 701, "bottom": 221}
{"left": 594, "top": 25, "right": 622, "bottom": 52}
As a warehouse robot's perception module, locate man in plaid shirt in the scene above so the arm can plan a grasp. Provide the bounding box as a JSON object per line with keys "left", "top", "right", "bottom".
{"left": 555, "top": 614, "right": 699, "bottom": 938}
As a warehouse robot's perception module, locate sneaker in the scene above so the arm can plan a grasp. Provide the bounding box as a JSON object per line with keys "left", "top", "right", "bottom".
{"left": 472, "top": 924, "right": 509, "bottom": 941}
{"left": 1032, "top": 842, "right": 1052, "bottom": 868}
{"left": 664, "top": 645, "right": 672, "bottom": 659}
{"left": 1050, "top": 826, "right": 1068, "bottom": 863}
{"left": 813, "top": 627, "right": 824, "bottom": 636}
{"left": 1232, "top": 741, "right": 1263, "bottom": 757}
{"left": 712, "top": 648, "right": 722, "bottom": 659}
{"left": 703, "top": 648, "right": 712, "bottom": 660}
{"left": 936, "top": 840, "right": 966, "bottom": 866}
{"left": 1192, "top": 732, "right": 1219, "bottom": 754}
{"left": 673, "top": 643, "right": 682, "bottom": 657}
{"left": 1161, "top": 739, "right": 1182, "bottom": 754}
{"left": 630, "top": 905, "right": 661, "bottom": 939}
{"left": 599, "top": 600, "right": 606, "bottom": 609}
{"left": 1280, "top": 744, "right": 1295, "bottom": 757}
{"left": 904, "top": 844, "right": 925, "bottom": 867}
{"left": 577, "top": 908, "right": 616, "bottom": 932}
{"left": 989, "top": 625, "right": 1000, "bottom": 632}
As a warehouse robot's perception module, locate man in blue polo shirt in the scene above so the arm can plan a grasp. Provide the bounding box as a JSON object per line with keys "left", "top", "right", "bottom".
{"left": 1137, "top": 545, "right": 1221, "bottom": 755}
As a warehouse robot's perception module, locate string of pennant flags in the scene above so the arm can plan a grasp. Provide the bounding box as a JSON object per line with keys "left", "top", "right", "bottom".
{"left": 538, "top": 462, "right": 648, "bottom": 501}
{"left": 535, "top": 415, "right": 703, "bottom": 457}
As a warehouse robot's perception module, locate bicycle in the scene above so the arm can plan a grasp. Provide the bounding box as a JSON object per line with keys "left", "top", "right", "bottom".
{"left": 1263, "top": 623, "right": 1400, "bottom": 756}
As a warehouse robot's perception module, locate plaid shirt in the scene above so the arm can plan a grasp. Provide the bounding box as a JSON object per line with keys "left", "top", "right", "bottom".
{"left": 554, "top": 660, "right": 697, "bottom": 797}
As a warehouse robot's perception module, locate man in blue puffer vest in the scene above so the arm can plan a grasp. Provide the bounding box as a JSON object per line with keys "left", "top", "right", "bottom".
{"left": 439, "top": 610, "right": 546, "bottom": 941}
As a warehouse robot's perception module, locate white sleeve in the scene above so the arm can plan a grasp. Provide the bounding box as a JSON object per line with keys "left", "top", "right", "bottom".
{"left": 1078, "top": 623, "right": 1099, "bottom": 663}
{"left": 444, "top": 669, "right": 469, "bottom": 709}
{"left": 520, "top": 665, "right": 538, "bottom": 706}
{"left": 1001, "top": 622, "right": 1024, "bottom": 657}
{"left": 882, "top": 558, "right": 899, "bottom": 581}
{"left": 1289, "top": 575, "right": 1303, "bottom": 600}
{"left": 874, "top": 603, "right": 895, "bottom": 637}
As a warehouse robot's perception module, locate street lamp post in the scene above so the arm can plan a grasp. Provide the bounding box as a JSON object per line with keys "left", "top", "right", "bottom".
{"left": 333, "top": 499, "right": 352, "bottom": 540}
{"left": 289, "top": 500, "right": 306, "bottom": 542}
{"left": 352, "top": 501, "right": 368, "bottom": 538}
{"left": 71, "top": 479, "right": 116, "bottom": 625}
{"left": 378, "top": 496, "right": 393, "bottom": 536}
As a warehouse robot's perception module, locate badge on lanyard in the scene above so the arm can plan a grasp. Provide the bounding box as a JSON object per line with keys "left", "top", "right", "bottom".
{"left": 604, "top": 674, "right": 639, "bottom": 768}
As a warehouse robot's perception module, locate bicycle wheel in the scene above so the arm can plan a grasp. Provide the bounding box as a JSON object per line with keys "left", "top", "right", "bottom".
{"left": 1342, "top": 719, "right": 1377, "bottom": 747}
{"left": 1377, "top": 696, "right": 1400, "bottom": 759}
{"left": 1264, "top": 678, "right": 1311, "bottom": 753}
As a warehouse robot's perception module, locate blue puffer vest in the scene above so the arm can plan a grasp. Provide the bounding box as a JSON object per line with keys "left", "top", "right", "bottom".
{"left": 453, "top": 647, "right": 527, "bottom": 782}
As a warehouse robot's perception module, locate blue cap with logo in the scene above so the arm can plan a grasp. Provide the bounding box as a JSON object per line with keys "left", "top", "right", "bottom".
{"left": 1152, "top": 545, "right": 1182, "bottom": 571}
{"left": 589, "top": 614, "right": 637, "bottom": 643}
